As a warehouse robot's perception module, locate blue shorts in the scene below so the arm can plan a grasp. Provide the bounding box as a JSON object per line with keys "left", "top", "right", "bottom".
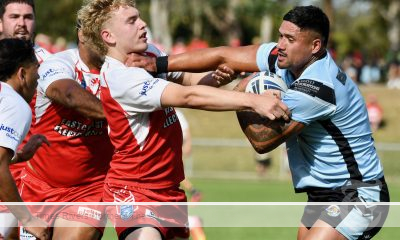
{"left": 301, "top": 177, "right": 389, "bottom": 240}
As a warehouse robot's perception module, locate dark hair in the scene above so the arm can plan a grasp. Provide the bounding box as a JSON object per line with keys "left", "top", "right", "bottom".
{"left": 283, "top": 5, "right": 330, "bottom": 47}
{"left": 0, "top": 38, "right": 36, "bottom": 82}
{"left": 0, "top": 0, "right": 35, "bottom": 18}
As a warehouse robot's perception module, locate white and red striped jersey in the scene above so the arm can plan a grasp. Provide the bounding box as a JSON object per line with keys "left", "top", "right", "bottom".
{"left": 100, "top": 56, "right": 184, "bottom": 189}
{"left": 27, "top": 48, "right": 113, "bottom": 187}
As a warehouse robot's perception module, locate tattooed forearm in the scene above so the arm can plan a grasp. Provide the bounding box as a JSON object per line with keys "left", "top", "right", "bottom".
{"left": 236, "top": 110, "right": 293, "bottom": 153}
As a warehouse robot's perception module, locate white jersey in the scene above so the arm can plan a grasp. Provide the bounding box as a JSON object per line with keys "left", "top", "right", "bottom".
{"left": 34, "top": 45, "right": 52, "bottom": 64}
{"left": 0, "top": 82, "right": 31, "bottom": 153}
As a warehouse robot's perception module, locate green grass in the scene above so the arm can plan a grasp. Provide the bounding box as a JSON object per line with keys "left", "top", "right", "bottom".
{"left": 102, "top": 178, "right": 400, "bottom": 239}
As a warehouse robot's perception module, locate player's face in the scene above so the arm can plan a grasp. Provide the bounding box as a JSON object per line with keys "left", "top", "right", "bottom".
{"left": 0, "top": 3, "right": 35, "bottom": 40}
{"left": 105, "top": 6, "right": 148, "bottom": 57}
{"left": 22, "top": 61, "right": 39, "bottom": 102}
{"left": 276, "top": 20, "right": 316, "bottom": 76}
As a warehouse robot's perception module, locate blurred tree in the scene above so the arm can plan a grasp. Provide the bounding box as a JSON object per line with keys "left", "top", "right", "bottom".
{"left": 35, "top": 0, "right": 82, "bottom": 43}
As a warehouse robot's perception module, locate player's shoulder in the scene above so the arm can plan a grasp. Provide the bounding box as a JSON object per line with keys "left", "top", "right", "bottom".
{"left": 34, "top": 46, "right": 52, "bottom": 64}
{"left": 0, "top": 83, "right": 30, "bottom": 113}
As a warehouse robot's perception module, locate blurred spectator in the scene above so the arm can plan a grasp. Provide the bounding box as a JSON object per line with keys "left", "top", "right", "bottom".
{"left": 341, "top": 55, "right": 357, "bottom": 82}
{"left": 366, "top": 94, "right": 384, "bottom": 131}
{"left": 171, "top": 39, "right": 187, "bottom": 55}
{"left": 387, "top": 61, "right": 400, "bottom": 89}
{"left": 187, "top": 37, "right": 209, "bottom": 51}
{"left": 229, "top": 38, "right": 241, "bottom": 47}
{"left": 34, "top": 33, "right": 52, "bottom": 53}
{"left": 360, "top": 59, "right": 381, "bottom": 85}
{"left": 51, "top": 36, "right": 67, "bottom": 53}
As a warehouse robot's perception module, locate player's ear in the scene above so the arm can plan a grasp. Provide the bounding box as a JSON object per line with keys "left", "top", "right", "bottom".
{"left": 16, "top": 67, "right": 27, "bottom": 85}
{"left": 101, "top": 29, "right": 115, "bottom": 45}
{"left": 311, "top": 38, "right": 322, "bottom": 54}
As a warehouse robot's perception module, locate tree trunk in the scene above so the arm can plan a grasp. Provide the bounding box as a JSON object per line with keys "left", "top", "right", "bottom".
{"left": 150, "top": 0, "right": 172, "bottom": 52}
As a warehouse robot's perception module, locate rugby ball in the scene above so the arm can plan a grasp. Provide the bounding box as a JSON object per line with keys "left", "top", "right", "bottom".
{"left": 245, "top": 71, "right": 288, "bottom": 97}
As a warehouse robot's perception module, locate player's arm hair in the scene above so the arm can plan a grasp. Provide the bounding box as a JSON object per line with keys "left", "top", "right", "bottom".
{"left": 45, "top": 79, "right": 105, "bottom": 119}
{"left": 0, "top": 147, "right": 33, "bottom": 223}
{"left": 236, "top": 111, "right": 304, "bottom": 153}
{"left": 166, "top": 45, "right": 261, "bottom": 73}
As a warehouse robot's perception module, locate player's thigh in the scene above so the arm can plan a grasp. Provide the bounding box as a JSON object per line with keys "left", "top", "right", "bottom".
{"left": 52, "top": 218, "right": 101, "bottom": 240}
{"left": 302, "top": 219, "right": 347, "bottom": 240}
{"left": 124, "top": 227, "right": 162, "bottom": 240}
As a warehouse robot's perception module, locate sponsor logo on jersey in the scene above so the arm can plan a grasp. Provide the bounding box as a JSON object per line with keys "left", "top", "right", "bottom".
{"left": 41, "top": 68, "right": 63, "bottom": 79}
{"left": 0, "top": 123, "right": 21, "bottom": 142}
{"left": 53, "top": 118, "right": 106, "bottom": 137}
{"left": 325, "top": 205, "right": 341, "bottom": 217}
{"left": 77, "top": 206, "right": 102, "bottom": 221}
{"left": 139, "top": 79, "right": 159, "bottom": 96}
{"left": 163, "top": 107, "right": 179, "bottom": 128}
{"left": 145, "top": 209, "right": 161, "bottom": 222}
{"left": 120, "top": 205, "right": 134, "bottom": 221}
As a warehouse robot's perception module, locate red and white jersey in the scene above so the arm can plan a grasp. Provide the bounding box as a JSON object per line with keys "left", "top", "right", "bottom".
{"left": 28, "top": 48, "right": 113, "bottom": 187}
{"left": 0, "top": 82, "right": 31, "bottom": 153}
{"left": 34, "top": 45, "right": 52, "bottom": 64}
{"left": 100, "top": 56, "right": 184, "bottom": 189}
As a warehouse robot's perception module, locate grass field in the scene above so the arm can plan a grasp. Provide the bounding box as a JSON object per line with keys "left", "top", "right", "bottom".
{"left": 102, "top": 85, "right": 400, "bottom": 239}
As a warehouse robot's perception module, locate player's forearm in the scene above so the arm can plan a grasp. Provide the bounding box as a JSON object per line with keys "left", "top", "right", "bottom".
{"left": 171, "top": 85, "right": 258, "bottom": 111}
{"left": 65, "top": 90, "right": 105, "bottom": 119}
{"left": 46, "top": 80, "right": 105, "bottom": 119}
{"left": 166, "top": 45, "right": 260, "bottom": 73}
{"left": 0, "top": 161, "right": 32, "bottom": 224}
{"left": 236, "top": 111, "right": 291, "bottom": 153}
{"left": 168, "top": 48, "right": 227, "bottom": 73}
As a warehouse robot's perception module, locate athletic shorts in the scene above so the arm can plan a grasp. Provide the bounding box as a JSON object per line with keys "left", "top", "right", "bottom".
{"left": 103, "top": 183, "right": 190, "bottom": 240}
{"left": 19, "top": 167, "right": 107, "bottom": 232}
{"left": 0, "top": 163, "right": 26, "bottom": 213}
{"left": 301, "top": 177, "right": 390, "bottom": 240}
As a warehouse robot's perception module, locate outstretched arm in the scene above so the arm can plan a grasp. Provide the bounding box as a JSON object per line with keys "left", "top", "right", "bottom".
{"left": 45, "top": 79, "right": 105, "bottom": 119}
{"left": 161, "top": 83, "right": 291, "bottom": 121}
{"left": 127, "top": 45, "right": 261, "bottom": 74}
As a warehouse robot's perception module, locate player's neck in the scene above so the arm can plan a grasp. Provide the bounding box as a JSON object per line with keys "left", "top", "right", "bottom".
{"left": 293, "top": 49, "right": 326, "bottom": 79}
{"left": 78, "top": 44, "right": 104, "bottom": 70}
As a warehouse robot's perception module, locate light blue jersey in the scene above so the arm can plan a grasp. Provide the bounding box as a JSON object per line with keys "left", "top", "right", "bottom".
{"left": 256, "top": 43, "right": 384, "bottom": 191}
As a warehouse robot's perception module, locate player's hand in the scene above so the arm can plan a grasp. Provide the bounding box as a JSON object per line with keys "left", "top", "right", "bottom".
{"left": 211, "top": 65, "right": 236, "bottom": 87}
{"left": 16, "top": 134, "right": 50, "bottom": 162}
{"left": 252, "top": 94, "right": 291, "bottom": 122}
{"left": 262, "top": 89, "right": 283, "bottom": 100}
{"left": 22, "top": 216, "right": 50, "bottom": 240}
{"left": 233, "top": 72, "right": 256, "bottom": 92}
{"left": 126, "top": 53, "right": 157, "bottom": 73}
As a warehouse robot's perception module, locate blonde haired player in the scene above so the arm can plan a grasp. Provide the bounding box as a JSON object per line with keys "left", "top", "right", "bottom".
{"left": 78, "top": 0, "right": 289, "bottom": 239}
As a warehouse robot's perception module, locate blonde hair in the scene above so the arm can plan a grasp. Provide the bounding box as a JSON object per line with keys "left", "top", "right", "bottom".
{"left": 77, "top": 0, "right": 136, "bottom": 56}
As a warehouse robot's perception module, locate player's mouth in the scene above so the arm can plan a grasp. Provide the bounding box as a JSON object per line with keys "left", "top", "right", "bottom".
{"left": 278, "top": 52, "right": 287, "bottom": 61}
{"left": 14, "top": 31, "right": 29, "bottom": 39}
{"left": 139, "top": 32, "right": 147, "bottom": 42}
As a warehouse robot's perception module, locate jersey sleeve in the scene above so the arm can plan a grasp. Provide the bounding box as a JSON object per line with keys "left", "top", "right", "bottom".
{"left": 283, "top": 79, "right": 336, "bottom": 125}
{"left": 106, "top": 67, "right": 170, "bottom": 113}
{"left": 0, "top": 98, "right": 31, "bottom": 153}
{"left": 256, "top": 42, "right": 278, "bottom": 71}
{"left": 38, "top": 56, "right": 76, "bottom": 94}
